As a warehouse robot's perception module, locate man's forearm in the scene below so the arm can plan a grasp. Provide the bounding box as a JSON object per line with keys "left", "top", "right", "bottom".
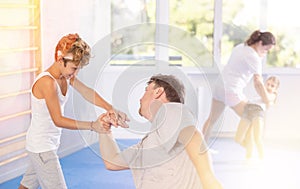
{"left": 98, "top": 133, "right": 129, "bottom": 170}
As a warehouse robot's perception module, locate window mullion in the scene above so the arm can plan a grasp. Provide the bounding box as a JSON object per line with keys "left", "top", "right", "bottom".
{"left": 155, "top": 0, "right": 169, "bottom": 69}
{"left": 213, "top": 0, "right": 222, "bottom": 69}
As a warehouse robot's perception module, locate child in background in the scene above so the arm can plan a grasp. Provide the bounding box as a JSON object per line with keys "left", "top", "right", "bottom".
{"left": 235, "top": 75, "right": 280, "bottom": 159}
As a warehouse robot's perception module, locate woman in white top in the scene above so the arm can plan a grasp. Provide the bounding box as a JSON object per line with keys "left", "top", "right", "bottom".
{"left": 19, "top": 33, "right": 128, "bottom": 189}
{"left": 202, "top": 30, "right": 276, "bottom": 142}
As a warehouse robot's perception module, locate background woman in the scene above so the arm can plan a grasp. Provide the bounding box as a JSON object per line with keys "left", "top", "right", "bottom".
{"left": 202, "top": 30, "right": 276, "bottom": 144}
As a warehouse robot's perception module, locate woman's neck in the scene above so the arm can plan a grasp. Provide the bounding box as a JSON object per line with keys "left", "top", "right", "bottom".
{"left": 250, "top": 43, "right": 258, "bottom": 53}
{"left": 46, "top": 62, "right": 62, "bottom": 79}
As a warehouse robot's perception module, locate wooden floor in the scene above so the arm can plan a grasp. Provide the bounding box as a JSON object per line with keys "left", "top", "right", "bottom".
{"left": 1, "top": 138, "right": 300, "bottom": 189}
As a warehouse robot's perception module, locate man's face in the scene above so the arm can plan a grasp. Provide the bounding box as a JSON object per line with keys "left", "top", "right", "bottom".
{"left": 139, "top": 82, "right": 157, "bottom": 120}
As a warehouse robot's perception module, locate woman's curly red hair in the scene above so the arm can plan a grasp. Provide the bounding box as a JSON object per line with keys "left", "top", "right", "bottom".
{"left": 54, "top": 33, "right": 91, "bottom": 67}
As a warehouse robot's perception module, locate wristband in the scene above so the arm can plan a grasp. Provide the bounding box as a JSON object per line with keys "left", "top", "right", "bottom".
{"left": 90, "top": 121, "right": 94, "bottom": 131}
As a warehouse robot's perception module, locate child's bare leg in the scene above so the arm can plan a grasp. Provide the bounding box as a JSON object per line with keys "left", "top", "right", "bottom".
{"left": 235, "top": 118, "right": 251, "bottom": 146}
{"left": 244, "top": 124, "right": 254, "bottom": 159}
{"left": 253, "top": 117, "right": 265, "bottom": 159}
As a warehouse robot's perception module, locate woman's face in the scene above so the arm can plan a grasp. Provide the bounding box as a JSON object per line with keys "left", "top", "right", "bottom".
{"left": 255, "top": 41, "right": 274, "bottom": 57}
{"left": 59, "top": 53, "right": 81, "bottom": 79}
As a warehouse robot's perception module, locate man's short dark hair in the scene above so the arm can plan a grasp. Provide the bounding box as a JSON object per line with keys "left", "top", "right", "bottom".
{"left": 148, "top": 74, "right": 185, "bottom": 103}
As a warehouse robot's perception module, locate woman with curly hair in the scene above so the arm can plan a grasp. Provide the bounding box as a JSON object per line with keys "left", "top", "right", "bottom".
{"left": 18, "top": 33, "right": 128, "bottom": 189}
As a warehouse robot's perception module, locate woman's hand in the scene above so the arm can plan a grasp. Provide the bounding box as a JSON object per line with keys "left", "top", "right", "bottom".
{"left": 92, "top": 113, "right": 112, "bottom": 133}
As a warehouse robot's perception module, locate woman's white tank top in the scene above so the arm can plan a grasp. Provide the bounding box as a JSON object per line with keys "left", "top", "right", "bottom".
{"left": 26, "top": 72, "right": 69, "bottom": 153}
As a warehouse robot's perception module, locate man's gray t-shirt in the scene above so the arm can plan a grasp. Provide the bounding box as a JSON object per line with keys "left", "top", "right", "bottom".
{"left": 122, "top": 103, "right": 203, "bottom": 189}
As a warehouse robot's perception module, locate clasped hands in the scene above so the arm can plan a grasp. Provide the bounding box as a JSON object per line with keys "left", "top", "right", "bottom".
{"left": 92, "top": 108, "right": 129, "bottom": 133}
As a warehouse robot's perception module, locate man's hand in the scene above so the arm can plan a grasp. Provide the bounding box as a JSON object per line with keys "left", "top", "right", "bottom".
{"left": 108, "top": 108, "right": 130, "bottom": 128}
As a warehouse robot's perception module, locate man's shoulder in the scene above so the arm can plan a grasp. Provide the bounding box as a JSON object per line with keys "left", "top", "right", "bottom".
{"left": 159, "top": 103, "right": 195, "bottom": 123}
{"left": 163, "top": 102, "right": 185, "bottom": 109}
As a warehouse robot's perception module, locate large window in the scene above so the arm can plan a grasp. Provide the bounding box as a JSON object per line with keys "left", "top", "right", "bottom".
{"left": 110, "top": 0, "right": 300, "bottom": 70}
{"left": 222, "top": 0, "right": 300, "bottom": 68}
{"left": 110, "top": 0, "right": 156, "bottom": 65}
{"left": 222, "top": 0, "right": 259, "bottom": 66}
{"left": 169, "top": 0, "right": 214, "bottom": 67}
{"left": 267, "top": 0, "right": 300, "bottom": 68}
